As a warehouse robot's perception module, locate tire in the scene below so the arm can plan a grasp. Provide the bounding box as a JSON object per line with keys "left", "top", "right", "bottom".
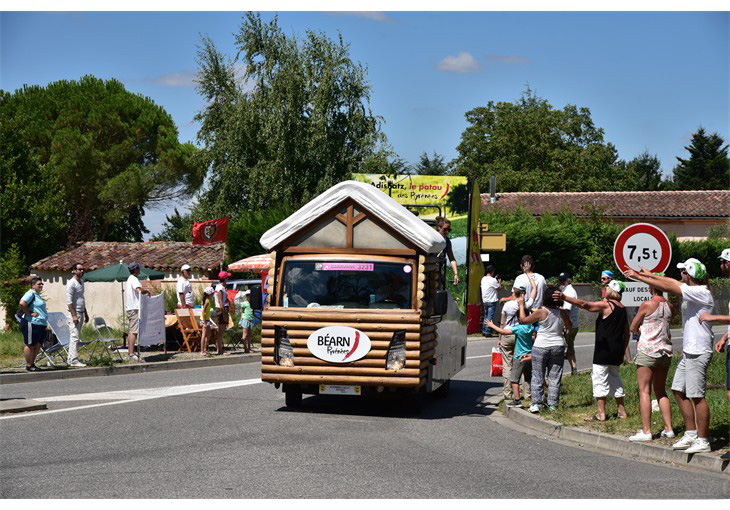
{"left": 285, "top": 386, "right": 302, "bottom": 408}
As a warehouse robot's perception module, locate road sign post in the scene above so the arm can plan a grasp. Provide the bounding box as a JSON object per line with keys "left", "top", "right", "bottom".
{"left": 613, "top": 223, "right": 672, "bottom": 307}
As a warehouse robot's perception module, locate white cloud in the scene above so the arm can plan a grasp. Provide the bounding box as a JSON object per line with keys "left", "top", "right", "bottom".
{"left": 486, "top": 55, "right": 531, "bottom": 65}
{"left": 436, "top": 52, "right": 482, "bottom": 73}
{"left": 339, "top": 12, "right": 394, "bottom": 23}
{"left": 145, "top": 71, "right": 196, "bottom": 88}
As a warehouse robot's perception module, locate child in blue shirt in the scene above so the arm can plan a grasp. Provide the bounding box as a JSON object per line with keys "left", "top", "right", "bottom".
{"left": 488, "top": 312, "right": 535, "bottom": 407}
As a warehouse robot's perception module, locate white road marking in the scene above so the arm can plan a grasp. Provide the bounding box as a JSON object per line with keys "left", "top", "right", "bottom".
{"left": 0, "top": 378, "right": 262, "bottom": 420}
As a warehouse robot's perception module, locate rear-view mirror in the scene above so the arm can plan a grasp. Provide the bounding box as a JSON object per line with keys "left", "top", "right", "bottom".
{"left": 251, "top": 286, "right": 263, "bottom": 311}
{"left": 434, "top": 290, "right": 448, "bottom": 316}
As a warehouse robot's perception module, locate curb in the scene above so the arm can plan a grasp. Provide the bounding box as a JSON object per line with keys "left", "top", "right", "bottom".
{"left": 0, "top": 353, "right": 262, "bottom": 385}
{"left": 0, "top": 398, "right": 47, "bottom": 414}
{"left": 503, "top": 404, "right": 728, "bottom": 475}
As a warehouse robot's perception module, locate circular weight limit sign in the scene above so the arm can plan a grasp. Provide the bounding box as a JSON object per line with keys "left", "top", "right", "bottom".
{"left": 613, "top": 223, "right": 672, "bottom": 275}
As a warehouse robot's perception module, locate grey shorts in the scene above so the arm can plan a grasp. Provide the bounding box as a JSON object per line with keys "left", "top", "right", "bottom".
{"left": 510, "top": 356, "right": 532, "bottom": 384}
{"left": 671, "top": 352, "right": 712, "bottom": 398}
{"left": 635, "top": 351, "right": 671, "bottom": 368}
{"left": 126, "top": 309, "right": 139, "bottom": 334}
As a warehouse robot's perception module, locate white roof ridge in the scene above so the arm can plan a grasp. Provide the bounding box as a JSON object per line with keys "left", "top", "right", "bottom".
{"left": 260, "top": 180, "right": 447, "bottom": 254}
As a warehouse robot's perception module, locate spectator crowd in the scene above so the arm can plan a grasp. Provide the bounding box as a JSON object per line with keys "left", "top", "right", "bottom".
{"left": 480, "top": 249, "right": 730, "bottom": 454}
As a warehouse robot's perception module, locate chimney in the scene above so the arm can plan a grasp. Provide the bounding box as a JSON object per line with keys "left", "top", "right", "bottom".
{"left": 489, "top": 175, "right": 496, "bottom": 203}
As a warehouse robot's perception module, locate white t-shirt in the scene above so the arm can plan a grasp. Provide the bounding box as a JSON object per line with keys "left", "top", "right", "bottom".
{"left": 214, "top": 283, "right": 228, "bottom": 309}
{"left": 501, "top": 300, "right": 519, "bottom": 328}
{"left": 514, "top": 272, "right": 547, "bottom": 309}
{"left": 561, "top": 284, "right": 579, "bottom": 328}
{"left": 680, "top": 283, "right": 714, "bottom": 355}
{"left": 176, "top": 276, "right": 194, "bottom": 307}
{"left": 125, "top": 274, "right": 142, "bottom": 311}
{"left": 481, "top": 275, "right": 500, "bottom": 303}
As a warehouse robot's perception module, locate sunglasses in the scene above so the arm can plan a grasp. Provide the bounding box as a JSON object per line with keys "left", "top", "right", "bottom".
{"left": 600, "top": 277, "right": 610, "bottom": 281}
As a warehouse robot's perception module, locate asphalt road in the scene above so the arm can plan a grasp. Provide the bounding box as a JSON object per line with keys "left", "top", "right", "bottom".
{"left": 1, "top": 332, "right": 728, "bottom": 499}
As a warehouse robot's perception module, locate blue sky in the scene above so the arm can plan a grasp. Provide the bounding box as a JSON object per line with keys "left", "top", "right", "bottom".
{"left": 2, "top": 10, "right": 728, "bottom": 238}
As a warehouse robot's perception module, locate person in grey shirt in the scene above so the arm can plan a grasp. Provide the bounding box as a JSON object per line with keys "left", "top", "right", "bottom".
{"left": 66, "top": 262, "right": 89, "bottom": 367}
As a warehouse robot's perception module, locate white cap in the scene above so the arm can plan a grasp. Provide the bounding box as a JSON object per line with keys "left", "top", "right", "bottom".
{"left": 181, "top": 264, "right": 191, "bottom": 271}
{"left": 676, "top": 258, "right": 707, "bottom": 279}
{"left": 243, "top": 289, "right": 251, "bottom": 295}
{"left": 719, "top": 248, "right": 730, "bottom": 262}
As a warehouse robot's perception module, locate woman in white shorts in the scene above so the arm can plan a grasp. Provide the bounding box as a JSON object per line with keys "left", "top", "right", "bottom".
{"left": 555, "top": 280, "right": 628, "bottom": 421}
{"left": 628, "top": 278, "right": 675, "bottom": 442}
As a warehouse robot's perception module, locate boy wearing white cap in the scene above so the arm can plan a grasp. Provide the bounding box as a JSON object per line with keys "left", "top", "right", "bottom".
{"left": 177, "top": 264, "right": 194, "bottom": 309}
{"left": 624, "top": 259, "right": 714, "bottom": 453}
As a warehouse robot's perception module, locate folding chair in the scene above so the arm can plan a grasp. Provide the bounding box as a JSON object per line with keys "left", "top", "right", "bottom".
{"left": 39, "top": 312, "right": 92, "bottom": 367}
{"left": 175, "top": 308, "right": 202, "bottom": 353}
{"left": 91, "top": 317, "right": 124, "bottom": 362}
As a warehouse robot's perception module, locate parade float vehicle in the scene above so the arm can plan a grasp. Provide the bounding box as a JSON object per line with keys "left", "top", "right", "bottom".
{"left": 252, "top": 180, "right": 467, "bottom": 410}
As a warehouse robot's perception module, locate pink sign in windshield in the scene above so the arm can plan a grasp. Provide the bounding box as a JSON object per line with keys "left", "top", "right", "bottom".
{"left": 321, "top": 262, "right": 374, "bottom": 272}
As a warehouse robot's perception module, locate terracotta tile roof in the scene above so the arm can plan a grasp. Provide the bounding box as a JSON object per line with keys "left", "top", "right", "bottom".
{"left": 30, "top": 242, "right": 225, "bottom": 272}
{"left": 481, "top": 190, "right": 730, "bottom": 218}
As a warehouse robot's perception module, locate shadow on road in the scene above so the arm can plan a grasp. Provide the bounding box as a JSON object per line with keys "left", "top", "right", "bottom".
{"left": 275, "top": 379, "right": 501, "bottom": 420}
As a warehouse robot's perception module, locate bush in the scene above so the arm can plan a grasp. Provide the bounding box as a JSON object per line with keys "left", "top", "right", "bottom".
{"left": 0, "top": 245, "right": 28, "bottom": 331}
{"left": 480, "top": 207, "right": 621, "bottom": 281}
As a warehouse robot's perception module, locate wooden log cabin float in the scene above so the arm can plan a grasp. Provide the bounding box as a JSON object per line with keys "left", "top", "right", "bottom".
{"left": 253, "top": 180, "right": 467, "bottom": 409}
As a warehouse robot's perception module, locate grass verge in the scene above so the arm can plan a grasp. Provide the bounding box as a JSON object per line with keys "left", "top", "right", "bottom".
{"left": 536, "top": 352, "right": 729, "bottom": 453}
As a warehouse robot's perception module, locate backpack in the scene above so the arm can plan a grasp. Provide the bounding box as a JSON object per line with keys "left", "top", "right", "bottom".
{"left": 14, "top": 292, "right": 35, "bottom": 323}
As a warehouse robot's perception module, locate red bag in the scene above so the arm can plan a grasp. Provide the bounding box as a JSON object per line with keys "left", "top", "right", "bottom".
{"left": 490, "top": 347, "right": 503, "bottom": 377}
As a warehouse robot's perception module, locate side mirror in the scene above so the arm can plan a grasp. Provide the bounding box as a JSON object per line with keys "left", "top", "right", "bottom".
{"left": 250, "top": 286, "right": 263, "bottom": 311}
{"left": 434, "top": 290, "right": 448, "bottom": 316}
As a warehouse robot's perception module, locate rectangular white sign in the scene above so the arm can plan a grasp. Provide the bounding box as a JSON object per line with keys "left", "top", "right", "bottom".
{"left": 138, "top": 293, "right": 165, "bottom": 347}
{"left": 620, "top": 282, "right": 652, "bottom": 307}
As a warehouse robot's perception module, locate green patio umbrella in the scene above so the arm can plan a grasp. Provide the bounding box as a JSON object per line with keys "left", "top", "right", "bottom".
{"left": 83, "top": 263, "right": 165, "bottom": 282}
{"left": 83, "top": 263, "right": 166, "bottom": 345}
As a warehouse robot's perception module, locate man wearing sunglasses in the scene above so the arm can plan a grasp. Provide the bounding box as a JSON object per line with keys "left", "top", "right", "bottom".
{"left": 600, "top": 270, "right": 614, "bottom": 299}
{"left": 66, "top": 262, "right": 89, "bottom": 367}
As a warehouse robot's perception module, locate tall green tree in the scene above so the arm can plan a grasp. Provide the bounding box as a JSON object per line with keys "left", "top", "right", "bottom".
{"left": 452, "top": 87, "right": 633, "bottom": 192}
{"left": 194, "top": 13, "right": 386, "bottom": 217}
{"left": 671, "top": 128, "right": 729, "bottom": 190}
{"left": 0, "top": 76, "right": 206, "bottom": 263}
{"left": 626, "top": 150, "right": 664, "bottom": 191}
{"left": 415, "top": 151, "right": 448, "bottom": 175}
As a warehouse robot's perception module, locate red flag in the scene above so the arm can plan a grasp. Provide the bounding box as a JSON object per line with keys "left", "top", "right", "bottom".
{"left": 192, "top": 217, "right": 229, "bottom": 245}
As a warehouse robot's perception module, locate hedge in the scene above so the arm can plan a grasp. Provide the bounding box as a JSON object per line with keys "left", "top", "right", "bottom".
{"left": 480, "top": 208, "right": 729, "bottom": 282}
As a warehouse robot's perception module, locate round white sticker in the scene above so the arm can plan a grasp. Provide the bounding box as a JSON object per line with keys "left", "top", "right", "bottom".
{"left": 307, "top": 326, "right": 372, "bottom": 363}
{"left": 403, "top": 265, "right": 412, "bottom": 273}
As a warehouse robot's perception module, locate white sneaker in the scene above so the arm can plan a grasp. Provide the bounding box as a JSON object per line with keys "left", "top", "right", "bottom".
{"left": 528, "top": 403, "right": 541, "bottom": 414}
{"left": 660, "top": 429, "right": 675, "bottom": 439}
{"left": 69, "top": 361, "right": 87, "bottom": 368}
{"left": 672, "top": 432, "right": 697, "bottom": 450}
{"left": 629, "top": 430, "right": 653, "bottom": 442}
{"left": 128, "top": 354, "right": 140, "bottom": 362}
{"left": 685, "top": 438, "right": 711, "bottom": 454}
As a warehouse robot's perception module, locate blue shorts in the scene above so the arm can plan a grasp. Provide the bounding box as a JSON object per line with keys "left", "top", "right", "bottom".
{"left": 239, "top": 319, "right": 254, "bottom": 330}
{"left": 20, "top": 319, "right": 46, "bottom": 346}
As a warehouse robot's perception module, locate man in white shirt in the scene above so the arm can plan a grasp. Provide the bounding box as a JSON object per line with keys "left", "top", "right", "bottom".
{"left": 513, "top": 255, "right": 547, "bottom": 310}
{"left": 177, "top": 264, "right": 194, "bottom": 309}
{"left": 480, "top": 265, "right": 501, "bottom": 337}
{"left": 558, "top": 272, "right": 580, "bottom": 374}
{"left": 625, "top": 258, "right": 714, "bottom": 454}
{"left": 66, "top": 262, "right": 89, "bottom": 367}
{"left": 125, "top": 262, "right": 150, "bottom": 362}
